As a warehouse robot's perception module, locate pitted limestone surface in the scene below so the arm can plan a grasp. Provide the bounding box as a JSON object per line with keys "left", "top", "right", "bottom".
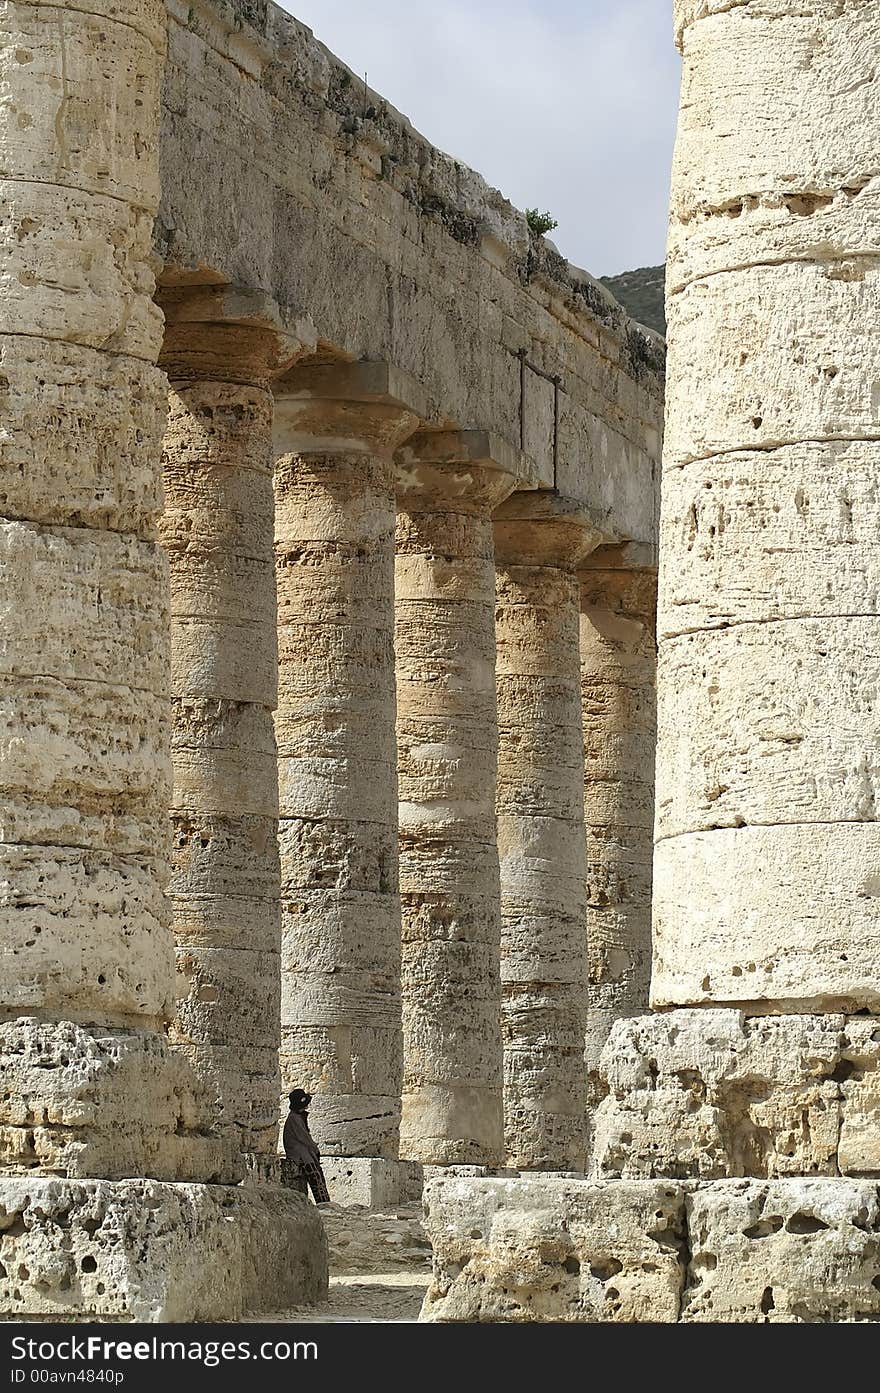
{"left": 421, "top": 1176, "right": 685, "bottom": 1322}
{"left": 0, "top": 339, "right": 166, "bottom": 535}
{"left": 580, "top": 562, "right": 656, "bottom": 1122}
{"left": 274, "top": 422, "right": 406, "bottom": 1159}
{"left": 681, "top": 1178, "right": 880, "bottom": 1323}
{"left": 595, "top": 1010, "right": 880, "bottom": 1180}
{"left": 0, "top": 1020, "right": 239, "bottom": 1184}
{"left": 422, "top": 1175, "right": 880, "bottom": 1323}
{"left": 495, "top": 509, "right": 593, "bottom": 1172}
{"left": 0, "top": 1176, "right": 327, "bottom": 1321}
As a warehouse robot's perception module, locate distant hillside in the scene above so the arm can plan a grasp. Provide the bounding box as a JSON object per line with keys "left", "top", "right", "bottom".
{"left": 600, "top": 264, "right": 666, "bottom": 338}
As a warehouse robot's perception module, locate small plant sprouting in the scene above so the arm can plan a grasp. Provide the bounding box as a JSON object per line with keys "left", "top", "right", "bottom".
{"left": 525, "top": 208, "right": 558, "bottom": 237}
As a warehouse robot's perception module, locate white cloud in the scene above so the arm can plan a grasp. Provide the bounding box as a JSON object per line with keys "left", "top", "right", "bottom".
{"left": 277, "top": 0, "right": 680, "bottom": 276}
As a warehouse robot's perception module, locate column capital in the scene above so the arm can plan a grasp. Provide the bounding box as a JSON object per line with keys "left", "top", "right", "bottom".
{"left": 158, "top": 284, "right": 316, "bottom": 385}
{"left": 273, "top": 359, "right": 429, "bottom": 455}
{"left": 578, "top": 540, "right": 658, "bottom": 574}
{"left": 493, "top": 490, "right": 606, "bottom": 569}
{"left": 395, "top": 429, "right": 530, "bottom": 513}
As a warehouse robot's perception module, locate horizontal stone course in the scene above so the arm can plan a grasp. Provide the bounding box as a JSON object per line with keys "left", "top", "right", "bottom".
{"left": 0, "top": 1175, "right": 327, "bottom": 1320}
{"left": 595, "top": 1010, "right": 880, "bottom": 1181}
{"left": 422, "top": 1174, "right": 880, "bottom": 1323}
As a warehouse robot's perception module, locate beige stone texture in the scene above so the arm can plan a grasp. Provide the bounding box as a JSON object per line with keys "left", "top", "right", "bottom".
{"left": 0, "top": 1176, "right": 328, "bottom": 1320}
{"left": 681, "top": 1178, "right": 880, "bottom": 1323}
{"left": 159, "top": 298, "right": 308, "bottom": 1156}
{"left": 0, "top": 1019, "right": 238, "bottom": 1183}
{"left": 579, "top": 554, "right": 656, "bottom": 1121}
{"left": 595, "top": 1009, "right": 880, "bottom": 1181}
{"left": 671, "top": 1, "right": 880, "bottom": 286}
{"left": 421, "top": 1175, "right": 685, "bottom": 1322}
{"left": 158, "top": 2, "right": 663, "bottom": 543}
{"left": 655, "top": 0, "right": 880, "bottom": 1012}
{"left": 494, "top": 493, "right": 598, "bottom": 1171}
{"left": 665, "top": 262, "right": 880, "bottom": 468}
{"left": 275, "top": 362, "right": 422, "bottom": 1158}
{"left": 657, "top": 621, "right": 880, "bottom": 838}
{"left": 652, "top": 824, "right": 880, "bottom": 1012}
{"left": 659, "top": 440, "right": 880, "bottom": 636}
{"left": 0, "top": 337, "right": 166, "bottom": 534}
{"left": 421, "top": 1173, "right": 880, "bottom": 1323}
{"left": 395, "top": 432, "right": 517, "bottom": 1167}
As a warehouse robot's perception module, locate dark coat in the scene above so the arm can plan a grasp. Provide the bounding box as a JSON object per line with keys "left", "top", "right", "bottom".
{"left": 283, "top": 1109, "right": 321, "bottom": 1166}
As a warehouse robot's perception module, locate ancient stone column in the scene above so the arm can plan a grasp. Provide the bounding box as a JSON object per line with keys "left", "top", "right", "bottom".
{"left": 655, "top": 0, "right": 880, "bottom": 1012}
{"left": 158, "top": 287, "right": 312, "bottom": 1158}
{"left": 594, "top": 0, "right": 880, "bottom": 1210}
{"left": 0, "top": 0, "right": 233, "bottom": 1184}
{"left": 579, "top": 546, "right": 657, "bottom": 1121}
{"left": 493, "top": 493, "right": 601, "bottom": 1171}
{"left": 395, "top": 431, "right": 518, "bottom": 1166}
{"left": 273, "top": 362, "right": 424, "bottom": 1159}
{"left": 0, "top": 2, "right": 327, "bottom": 1320}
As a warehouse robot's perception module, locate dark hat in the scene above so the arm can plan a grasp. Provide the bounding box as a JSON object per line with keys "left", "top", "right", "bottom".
{"left": 288, "top": 1088, "right": 311, "bottom": 1109}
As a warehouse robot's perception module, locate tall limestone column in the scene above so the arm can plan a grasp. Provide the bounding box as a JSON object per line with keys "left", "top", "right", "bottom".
{"left": 579, "top": 546, "right": 657, "bottom": 1124}
{"left": 395, "top": 431, "right": 518, "bottom": 1166}
{"left": 0, "top": 0, "right": 325, "bottom": 1319}
{"left": 273, "top": 362, "right": 424, "bottom": 1159}
{"left": 656, "top": 0, "right": 880, "bottom": 1010}
{"left": 158, "top": 286, "right": 313, "bottom": 1158}
{"left": 0, "top": 0, "right": 230, "bottom": 1185}
{"left": 493, "top": 493, "right": 601, "bottom": 1171}
{"left": 593, "top": 1, "right": 880, "bottom": 1311}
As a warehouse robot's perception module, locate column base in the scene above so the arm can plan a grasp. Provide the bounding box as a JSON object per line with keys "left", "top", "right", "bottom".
{"left": 317, "top": 1158, "right": 524, "bottom": 1207}
{"left": 320, "top": 1158, "right": 424, "bottom": 1208}
{"left": 593, "top": 1008, "right": 880, "bottom": 1179}
{"left": 0, "top": 1177, "right": 328, "bottom": 1321}
{"left": 421, "top": 1175, "right": 880, "bottom": 1322}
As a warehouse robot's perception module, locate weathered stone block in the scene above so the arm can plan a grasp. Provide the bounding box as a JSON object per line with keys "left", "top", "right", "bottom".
{"left": 652, "top": 825, "right": 880, "bottom": 1011}
{"left": 0, "top": 845, "right": 175, "bottom": 1022}
{"left": 0, "top": 1020, "right": 238, "bottom": 1182}
{"left": 0, "top": 0, "right": 166, "bottom": 200}
{"left": 656, "top": 620, "right": 880, "bottom": 839}
{"left": 0, "top": 1176, "right": 327, "bottom": 1321}
{"left": 320, "top": 1157, "right": 422, "bottom": 1209}
{"left": 171, "top": 697, "right": 279, "bottom": 819}
{"left": 0, "top": 522, "right": 169, "bottom": 692}
{"left": 0, "top": 181, "right": 161, "bottom": 359}
{"left": 682, "top": 1179, "right": 880, "bottom": 1323}
{"left": 421, "top": 1176, "right": 684, "bottom": 1322}
{"left": 0, "top": 675, "right": 170, "bottom": 855}
{"left": 666, "top": 261, "right": 880, "bottom": 467}
{"left": 595, "top": 1010, "right": 880, "bottom": 1180}
{"left": 0, "top": 337, "right": 165, "bottom": 534}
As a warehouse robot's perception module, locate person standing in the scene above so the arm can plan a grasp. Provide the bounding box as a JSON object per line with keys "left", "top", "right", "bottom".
{"left": 283, "top": 1089, "right": 331, "bottom": 1204}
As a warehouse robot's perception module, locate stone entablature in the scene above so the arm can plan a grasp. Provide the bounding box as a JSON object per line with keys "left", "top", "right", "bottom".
{"left": 158, "top": 0, "right": 664, "bottom": 545}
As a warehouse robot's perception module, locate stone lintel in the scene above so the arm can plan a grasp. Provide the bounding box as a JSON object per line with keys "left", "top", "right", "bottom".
{"left": 274, "top": 359, "right": 428, "bottom": 455}
{"left": 493, "top": 489, "right": 607, "bottom": 569}
{"left": 158, "top": 283, "right": 316, "bottom": 383}
{"left": 395, "top": 428, "right": 527, "bottom": 512}
{"left": 0, "top": 1177, "right": 327, "bottom": 1321}
{"left": 579, "top": 540, "right": 658, "bottom": 573}
{"left": 421, "top": 1174, "right": 880, "bottom": 1323}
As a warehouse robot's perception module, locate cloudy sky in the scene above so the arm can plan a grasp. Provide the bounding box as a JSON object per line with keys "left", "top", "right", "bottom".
{"left": 279, "top": 0, "right": 681, "bottom": 278}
